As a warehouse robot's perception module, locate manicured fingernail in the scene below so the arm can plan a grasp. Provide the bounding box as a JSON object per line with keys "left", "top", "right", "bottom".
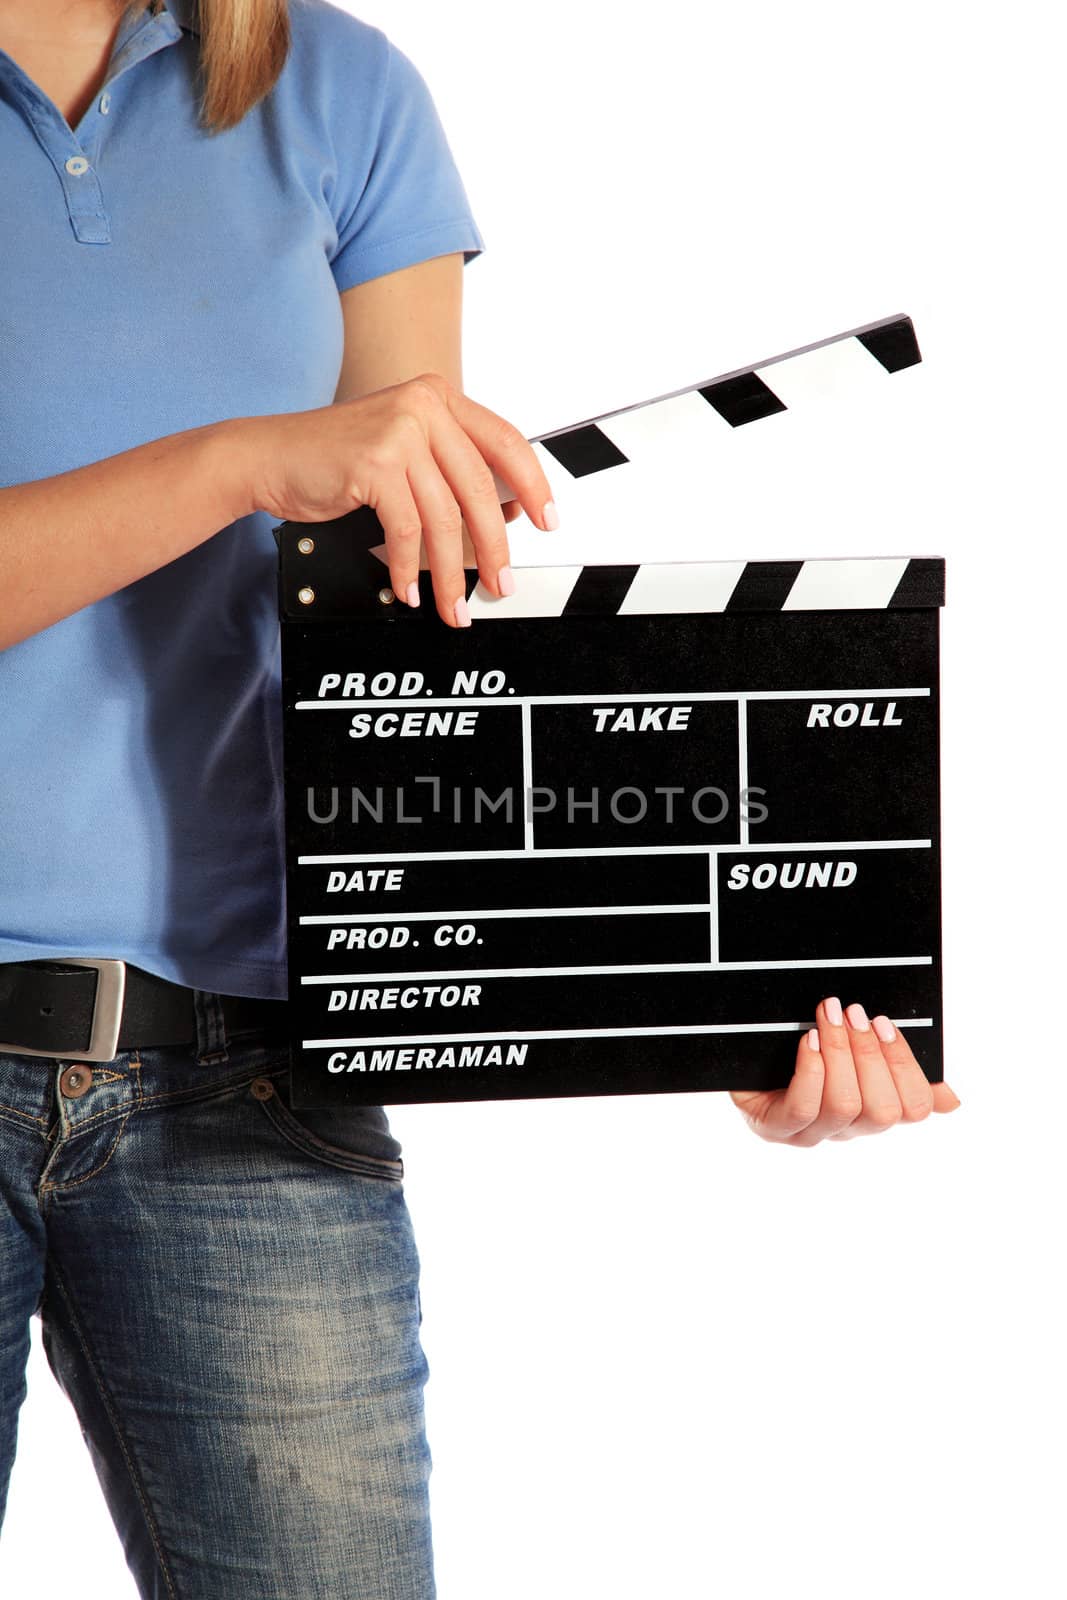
{"left": 872, "top": 1014, "right": 896, "bottom": 1043}
{"left": 498, "top": 565, "right": 516, "bottom": 596}
{"left": 846, "top": 1002, "right": 869, "bottom": 1031}
{"left": 807, "top": 1027, "right": 821, "bottom": 1052}
{"left": 406, "top": 580, "right": 420, "bottom": 608}
{"left": 453, "top": 595, "right": 472, "bottom": 628}
{"left": 823, "top": 995, "right": 843, "bottom": 1026}
{"left": 542, "top": 500, "right": 560, "bottom": 531}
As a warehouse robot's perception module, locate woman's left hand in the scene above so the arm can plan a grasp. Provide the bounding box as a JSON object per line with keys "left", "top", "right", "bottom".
{"left": 502, "top": 499, "right": 524, "bottom": 523}
{"left": 729, "top": 996, "right": 961, "bottom": 1146}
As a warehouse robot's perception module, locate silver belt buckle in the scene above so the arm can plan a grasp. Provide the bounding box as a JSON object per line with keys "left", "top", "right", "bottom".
{"left": 0, "top": 957, "right": 127, "bottom": 1061}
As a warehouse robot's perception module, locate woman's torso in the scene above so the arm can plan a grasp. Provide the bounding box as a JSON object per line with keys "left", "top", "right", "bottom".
{"left": 0, "top": 0, "right": 484, "bottom": 999}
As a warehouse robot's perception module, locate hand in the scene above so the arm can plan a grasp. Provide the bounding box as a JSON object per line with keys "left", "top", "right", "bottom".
{"left": 236, "top": 373, "right": 556, "bottom": 628}
{"left": 729, "top": 997, "right": 961, "bottom": 1147}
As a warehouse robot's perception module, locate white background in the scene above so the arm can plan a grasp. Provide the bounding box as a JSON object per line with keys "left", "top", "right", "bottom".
{"left": 4, "top": 0, "right": 1065, "bottom": 1594}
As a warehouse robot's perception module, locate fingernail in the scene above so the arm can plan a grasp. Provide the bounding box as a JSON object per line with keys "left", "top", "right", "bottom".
{"left": 542, "top": 500, "right": 560, "bottom": 531}
{"left": 498, "top": 565, "right": 516, "bottom": 596}
{"left": 872, "top": 1014, "right": 896, "bottom": 1043}
{"left": 845, "top": 1002, "right": 869, "bottom": 1031}
{"left": 823, "top": 995, "right": 843, "bottom": 1027}
{"left": 453, "top": 595, "right": 472, "bottom": 628}
{"left": 807, "top": 1027, "right": 821, "bottom": 1052}
{"left": 406, "top": 580, "right": 420, "bottom": 608}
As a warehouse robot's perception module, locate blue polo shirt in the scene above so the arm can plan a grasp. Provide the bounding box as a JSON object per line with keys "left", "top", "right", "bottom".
{"left": 0, "top": 0, "right": 485, "bottom": 998}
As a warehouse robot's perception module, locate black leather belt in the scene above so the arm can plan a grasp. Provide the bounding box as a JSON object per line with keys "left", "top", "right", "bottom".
{"left": 0, "top": 959, "right": 289, "bottom": 1061}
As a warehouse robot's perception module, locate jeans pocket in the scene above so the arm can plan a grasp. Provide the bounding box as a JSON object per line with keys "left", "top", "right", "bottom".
{"left": 247, "top": 1071, "right": 404, "bottom": 1183}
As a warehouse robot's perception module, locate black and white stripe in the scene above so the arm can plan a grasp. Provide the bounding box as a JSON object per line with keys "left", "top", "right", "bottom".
{"left": 524, "top": 312, "right": 919, "bottom": 479}
{"left": 466, "top": 555, "right": 944, "bottom": 619}
{"left": 524, "top": 310, "right": 921, "bottom": 470}
{"left": 465, "top": 312, "right": 929, "bottom": 617}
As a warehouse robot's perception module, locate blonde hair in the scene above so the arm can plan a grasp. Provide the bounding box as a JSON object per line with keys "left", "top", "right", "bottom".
{"left": 123, "top": 0, "right": 291, "bottom": 134}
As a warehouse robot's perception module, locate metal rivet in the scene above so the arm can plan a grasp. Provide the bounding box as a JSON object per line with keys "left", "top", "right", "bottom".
{"left": 250, "top": 1077, "right": 274, "bottom": 1100}
{"left": 378, "top": 587, "right": 396, "bottom": 605}
{"left": 298, "top": 587, "right": 315, "bottom": 605}
{"left": 59, "top": 1063, "right": 94, "bottom": 1098}
{"left": 297, "top": 537, "right": 314, "bottom": 554}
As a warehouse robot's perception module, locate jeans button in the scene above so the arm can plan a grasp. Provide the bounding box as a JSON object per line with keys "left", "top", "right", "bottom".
{"left": 60, "top": 1064, "right": 94, "bottom": 1098}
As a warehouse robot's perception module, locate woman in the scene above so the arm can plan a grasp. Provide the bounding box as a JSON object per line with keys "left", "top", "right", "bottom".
{"left": 0, "top": 1, "right": 961, "bottom": 1593}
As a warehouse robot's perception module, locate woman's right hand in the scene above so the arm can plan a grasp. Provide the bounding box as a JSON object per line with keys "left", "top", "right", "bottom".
{"left": 234, "top": 372, "right": 559, "bottom": 628}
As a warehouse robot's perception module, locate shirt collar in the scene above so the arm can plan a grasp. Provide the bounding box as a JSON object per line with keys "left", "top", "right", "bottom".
{"left": 160, "top": 0, "right": 201, "bottom": 36}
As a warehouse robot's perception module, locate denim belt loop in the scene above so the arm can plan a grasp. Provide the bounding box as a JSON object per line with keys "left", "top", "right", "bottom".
{"left": 193, "top": 988, "right": 229, "bottom": 1065}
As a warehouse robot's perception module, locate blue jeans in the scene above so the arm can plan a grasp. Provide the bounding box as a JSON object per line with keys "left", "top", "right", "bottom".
{"left": 0, "top": 1002, "right": 435, "bottom": 1598}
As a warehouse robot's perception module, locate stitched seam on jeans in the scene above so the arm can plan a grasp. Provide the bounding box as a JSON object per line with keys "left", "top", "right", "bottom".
{"left": 255, "top": 1094, "right": 404, "bottom": 1180}
{"left": 48, "top": 1067, "right": 282, "bottom": 1137}
{"left": 260, "top": 1104, "right": 404, "bottom": 1178}
{"left": 0, "top": 1069, "right": 123, "bottom": 1128}
{"left": 38, "top": 1108, "right": 133, "bottom": 1191}
{"left": 132, "top": 1066, "right": 288, "bottom": 1112}
{"left": 45, "top": 1260, "right": 181, "bottom": 1599}
{"left": 0, "top": 1100, "right": 48, "bottom": 1126}
{"left": 38, "top": 1058, "right": 145, "bottom": 1136}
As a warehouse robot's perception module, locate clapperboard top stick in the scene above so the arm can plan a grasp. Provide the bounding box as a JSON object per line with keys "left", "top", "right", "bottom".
{"left": 275, "top": 309, "right": 944, "bottom": 1109}
{"left": 275, "top": 311, "right": 940, "bottom": 619}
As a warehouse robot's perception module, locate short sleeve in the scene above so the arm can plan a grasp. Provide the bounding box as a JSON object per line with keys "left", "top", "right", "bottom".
{"left": 328, "top": 35, "right": 487, "bottom": 293}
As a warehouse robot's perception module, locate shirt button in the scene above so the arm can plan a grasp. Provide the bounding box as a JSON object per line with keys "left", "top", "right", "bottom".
{"left": 65, "top": 155, "right": 90, "bottom": 176}
{"left": 60, "top": 1063, "right": 94, "bottom": 1098}
{"left": 100, "top": 92, "right": 111, "bottom": 114}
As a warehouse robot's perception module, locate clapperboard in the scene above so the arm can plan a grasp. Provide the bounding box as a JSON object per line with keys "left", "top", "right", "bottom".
{"left": 275, "top": 311, "right": 943, "bottom": 1110}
